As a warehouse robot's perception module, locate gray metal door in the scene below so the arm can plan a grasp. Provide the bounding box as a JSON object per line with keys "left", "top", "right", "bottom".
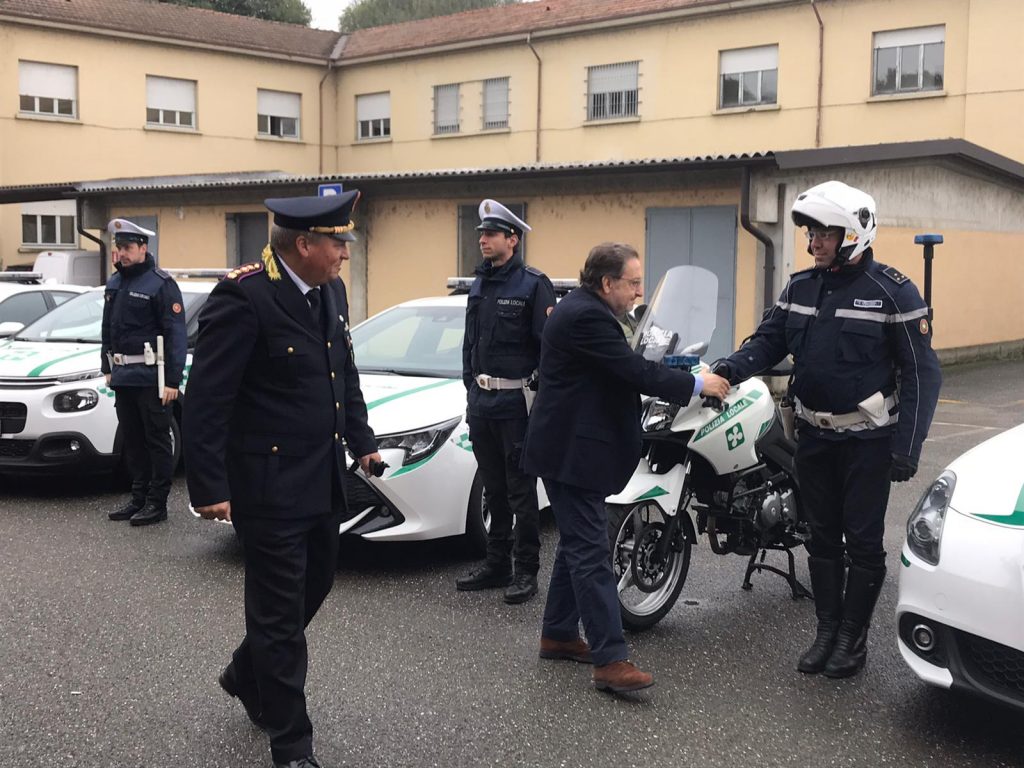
{"left": 227, "top": 212, "right": 269, "bottom": 267}
{"left": 644, "top": 206, "right": 736, "bottom": 360}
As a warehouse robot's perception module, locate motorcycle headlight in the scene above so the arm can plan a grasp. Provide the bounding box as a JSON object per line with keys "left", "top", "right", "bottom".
{"left": 642, "top": 400, "right": 679, "bottom": 432}
{"left": 376, "top": 416, "right": 461, "bottom": 466}
{"left": 53, "top": 389, "right": 100, "bottom": 413}
{"left": 906, "top": 470, "right": 956, "bottom": 566}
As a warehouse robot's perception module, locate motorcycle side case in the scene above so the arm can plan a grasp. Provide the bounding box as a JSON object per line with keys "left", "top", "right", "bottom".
{"left": 674, "top": 377, "right": 778, "bottom": 476}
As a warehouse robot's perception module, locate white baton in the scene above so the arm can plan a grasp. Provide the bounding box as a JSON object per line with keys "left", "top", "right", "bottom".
{"left": 156, "top": 335, "right": 165, "bottom": 397}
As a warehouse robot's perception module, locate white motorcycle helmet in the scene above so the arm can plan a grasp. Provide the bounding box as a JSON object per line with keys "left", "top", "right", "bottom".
{"left": 791, "top": 180, "right": 877, "bottom": 266}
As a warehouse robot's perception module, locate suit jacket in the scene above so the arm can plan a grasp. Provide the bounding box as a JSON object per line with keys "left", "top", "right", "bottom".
{"left": 183, "top": 255, "right": 377, "bottom": 518}
{"left": 522, "top": 287, "right": 697, "bottom": 496}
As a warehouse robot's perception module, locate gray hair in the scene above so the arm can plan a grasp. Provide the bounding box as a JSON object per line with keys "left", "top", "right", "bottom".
{"left": 270, "top": 224, "right": 327, "bottom": 254}
{"left": 579, "top": 242, "right": 639, "bottom": 291}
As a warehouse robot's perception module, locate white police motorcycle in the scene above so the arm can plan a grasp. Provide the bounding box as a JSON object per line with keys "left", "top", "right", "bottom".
{"left": 607, "top": 265, "right": 808, "bottom": 631}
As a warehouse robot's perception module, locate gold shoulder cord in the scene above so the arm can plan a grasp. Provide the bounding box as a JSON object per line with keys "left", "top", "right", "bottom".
{"left": 260, "top": 244, "right": 281, "bottom": 281}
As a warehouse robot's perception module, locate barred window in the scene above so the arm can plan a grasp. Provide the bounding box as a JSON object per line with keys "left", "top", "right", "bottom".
{"left": 587, "top": 61, "right": 639, "bottom": 121}
{"left": 482, "top": 77, "right": 509, "bottom": 129}
{"left": 434, "top": 83, "right": 460, "bottom": 135}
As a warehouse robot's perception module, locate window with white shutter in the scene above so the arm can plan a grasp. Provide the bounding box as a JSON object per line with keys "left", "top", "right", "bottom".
{"left": 719, "top": 45, "right": 778, "bottom": 108}
{"left": 586, "top": 62, "right": 639, "bottom": 121}
{"left": 434, "top": 83, "right": 460, "bottom": 135}
{"left": 356, "top": 92, "right": 391, "bottom": 140}
{"left": 146, "top": 76, "right": 197, "bottom": 128}
{"left": 257, "top": 89, "right": 301, "bottom": 138}
{"left": 482, "top": 77, "right": 509, "bottom": 129}
{"left": 873, "top": 26, "right": 944, "bottom": 95}
{"left": 19, "top": 61, "right": 77, "bottom": 118}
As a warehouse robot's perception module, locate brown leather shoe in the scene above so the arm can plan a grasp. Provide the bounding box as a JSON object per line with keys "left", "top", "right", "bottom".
{"left": 592, "top": 660, "right": 654, "bottom": 693}
{"left": 539, "top": 636, "right": 593, "bottom": 664}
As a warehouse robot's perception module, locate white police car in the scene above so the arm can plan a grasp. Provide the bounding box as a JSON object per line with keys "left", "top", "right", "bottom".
{"left": 898, "top": 422, "right": 1024, "bottom": 712}
{"left": 341, "top": 279, "right": 571, "bottom": 555}
{"left": 0, "top": 277, "right": 217, "bottom": 475}
{"left": 0, "top": 275, "right": 88, "bottom": 337}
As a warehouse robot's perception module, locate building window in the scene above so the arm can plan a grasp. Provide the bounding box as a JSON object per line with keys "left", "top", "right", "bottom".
{"left": 18, "top": 61, "right": 77, "bottom": 118}
{"left": 719, "top": 45, "right": 778, "bottom": 108}
{"left": 257, "top": 89, "right": 301, "bottom": 138}
{"left": 434, "top": 83, "right": 460, "bottom": 135}
{"left": 146, "top": 76, "right": 196, "bottom": 128}
{"left": 482, "top": 77, "right": 509, "bottom": 129}
{"left": 586, "top": 61, "right": 639, "bottom": 121}
{"left": 457, "top": 203, "right": 527, "bottom": 276}
{"left": 21, "top": 201, "right": 77, "bottom": 248}
{"left": 873, "top": 26, "right": 944, "bottom": 95}
{"left": 356, "top": 92, "right": 391, "bottom": 140}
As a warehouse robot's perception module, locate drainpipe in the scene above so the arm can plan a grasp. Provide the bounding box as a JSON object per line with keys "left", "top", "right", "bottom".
{"left": 810, "top": 0, "right": 824, "bottom": 147}
{"left": 318, "top": 60, "right": 334, "bottom": 174}
{"left": 526, "top": 33, "right": 542, "bottom": 164}
{"left": 739, "top": 166, "right": 775, "bottom": 313}
{"left": 76, "top": 197, "right": 108, "bottom": 283}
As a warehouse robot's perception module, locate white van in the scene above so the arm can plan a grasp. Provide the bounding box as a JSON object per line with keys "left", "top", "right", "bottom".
{"left": 30, "top": 250, "right": 101, "bottom": 286}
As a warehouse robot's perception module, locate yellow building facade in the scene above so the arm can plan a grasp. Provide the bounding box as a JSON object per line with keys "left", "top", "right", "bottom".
{"left": 2, "top": 0, "right": 1023, "bottom": 357}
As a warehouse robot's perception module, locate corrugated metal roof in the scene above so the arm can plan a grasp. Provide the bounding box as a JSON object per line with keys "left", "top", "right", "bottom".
{"left": 59, "top": 153, "right": 774, "bottom": 194}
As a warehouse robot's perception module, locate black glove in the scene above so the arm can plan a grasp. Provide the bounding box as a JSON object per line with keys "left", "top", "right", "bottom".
{"left": 710, "top": 359, "right": 734, "bottom": 383}
{"left": 890, "top": 453, "right": 918, "bottom": 483}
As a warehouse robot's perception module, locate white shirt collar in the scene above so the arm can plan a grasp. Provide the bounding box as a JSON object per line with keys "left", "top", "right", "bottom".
{"left": 278, "top": 254, "right": 314, "bottom": 296}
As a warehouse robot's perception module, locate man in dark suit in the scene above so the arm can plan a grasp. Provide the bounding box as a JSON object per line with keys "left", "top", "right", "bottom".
{"left": 522, "top": 242, "right": 730, "bottom": 694}
{"left": 184, "top": 192, "right": 379, "bottom": 768}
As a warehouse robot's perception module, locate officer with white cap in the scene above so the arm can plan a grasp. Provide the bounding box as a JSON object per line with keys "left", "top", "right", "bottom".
{"left": 101, "top": 218, "right": 186, "bottom": 526}
{"left": 456, "top": 199, "right": 556, "bottom": 604}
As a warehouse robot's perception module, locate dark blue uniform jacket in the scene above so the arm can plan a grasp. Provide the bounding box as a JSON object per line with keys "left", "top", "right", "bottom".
{"left": 724, "top": 249, "right": 941, "bottom": 462}
{"left": 522, "top": 287, "right": 697, "bottom": 496}
{"left": 100, "top": 254, "right": 187, "bottom": 388}
{"left": 462, "top": 255, "right": 556, "bottom": 419}
{"left": 182, "top": 255, "right": 377, "bottom": 518}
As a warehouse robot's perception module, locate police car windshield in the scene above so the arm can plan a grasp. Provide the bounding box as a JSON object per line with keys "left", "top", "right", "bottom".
{"left": 351, "top": 305, "right": 464, "bottom": 378}
{"left": 15, "top": 289, "right": 207, "bottom": 343}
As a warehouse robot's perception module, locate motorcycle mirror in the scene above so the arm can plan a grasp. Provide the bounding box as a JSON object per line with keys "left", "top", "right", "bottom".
{"left": 681, "top": 341, "right": 709, "bottom": 356}
{"left": 632, "top": 304, "right": 647, "bottom": 324}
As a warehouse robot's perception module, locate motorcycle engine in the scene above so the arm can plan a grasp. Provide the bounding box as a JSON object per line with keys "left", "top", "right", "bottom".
{"left": 756, "top": 487, "right": 797, "bottom": 534}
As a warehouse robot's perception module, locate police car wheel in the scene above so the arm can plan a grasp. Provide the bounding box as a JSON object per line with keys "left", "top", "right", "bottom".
{"left": 462, "top": 471, "right": 490, "bottom": 558}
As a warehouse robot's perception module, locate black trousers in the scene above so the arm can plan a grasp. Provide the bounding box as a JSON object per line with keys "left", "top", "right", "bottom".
{"left": 114, "top": 386, "right": 174, "bottom": 509}
{"left": 227, "top": 511, "right": 341, "bottom": 764}
{"left": 541, "top": 479, "right": 628, "bottom": 666}
{"left": 468, "top": 414, "right": 540, "bottom": 575}
{"left": 794, "top": 430, "right": 892, "bottom": 570}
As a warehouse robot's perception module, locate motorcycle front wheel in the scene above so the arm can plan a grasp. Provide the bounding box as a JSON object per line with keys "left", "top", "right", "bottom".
{"left": 607, "top": 501, "right": 692, "bottom": 631}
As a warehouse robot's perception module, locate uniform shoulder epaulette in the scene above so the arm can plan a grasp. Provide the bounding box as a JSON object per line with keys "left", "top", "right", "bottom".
{"left": 881, "top": 265, "right": 909, "bottom": 285}
{"left": 154, "top": 267, "right": 171, "bottom": 279}
{"left": 224, "top": 261, "right": 265, "bottom": 282}
{"left": 524, "top": 266, "right": 545, "bottom": 277}
{"left": 790, "top": 266, "right": 816, "bottom": 281}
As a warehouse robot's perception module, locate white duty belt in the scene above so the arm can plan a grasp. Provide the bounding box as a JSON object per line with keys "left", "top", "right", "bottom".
{"left": 795, "top": 393, "right": 897, "bottom": 432}
{"left": 475, "top": 373, "right": 530, "bottom": 391}
{"left": 109, "top": 352, "right": 151, "bottom": 366}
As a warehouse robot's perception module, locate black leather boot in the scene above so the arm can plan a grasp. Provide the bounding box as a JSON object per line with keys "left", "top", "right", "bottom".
{"left": 129, "top": 503, "right": 168, "bottom": 526}
{"left": 797, "top": 557, "right": 845, "bottom": 674}
{"left": 108, "top": 500, "right": 144, "bottom": 521}
{"left": 823, "top": 565, "right": 886, "bottom": 678}
{"left": 504, "top": 573, "right": 538, "bottom": 604}
{"left": 455, "top": 562, "right": 512, "bottom": 591}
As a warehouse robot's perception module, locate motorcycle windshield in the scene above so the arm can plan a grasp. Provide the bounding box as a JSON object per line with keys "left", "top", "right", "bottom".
{"left": 632, "top": 266, "right": 718, "bottom": 363}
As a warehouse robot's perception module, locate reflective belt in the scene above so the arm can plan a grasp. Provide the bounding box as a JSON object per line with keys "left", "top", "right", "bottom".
{"left": 110, "top": 352, "right": 149, "bottom": 366}
{"left": 475, "top": 373, "right": 529, "bottom": 391}
{"left": 795, "top": 394, "right": 897, "bottom": 432}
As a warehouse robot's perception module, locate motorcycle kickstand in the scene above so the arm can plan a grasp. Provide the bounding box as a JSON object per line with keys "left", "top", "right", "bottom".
{"left": 740, "top": 547, "right": 813, "bottom": 600}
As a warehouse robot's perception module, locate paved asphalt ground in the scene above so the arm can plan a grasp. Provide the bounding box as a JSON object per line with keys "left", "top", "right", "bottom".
{"left": 2, "top": 359, "right": 1024, "bottom": 768}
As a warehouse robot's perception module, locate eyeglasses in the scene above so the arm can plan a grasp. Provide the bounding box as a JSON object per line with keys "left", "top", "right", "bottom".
{"left": 806, "top": 228, "right": 842, "bottom": 241}
{"left": 614, "top": 276, "right": 643, "bottom": 288}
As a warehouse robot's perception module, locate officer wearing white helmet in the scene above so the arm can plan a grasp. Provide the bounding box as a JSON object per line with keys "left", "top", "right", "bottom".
{"left": 456, "top": 199, "right": 556, "bottom": 604}
{"left": 713, "top": 180, "right": 941, "bottom": 679}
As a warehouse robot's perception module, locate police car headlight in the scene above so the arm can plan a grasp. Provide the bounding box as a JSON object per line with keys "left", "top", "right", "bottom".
{"left": 53, "top": 389, "right": 100, "bottom": 412}
{"left": 377, "top": 416, "right": 461, "bottom": 466}
{"left": 642, "top": 400, "right": 679, "bottom": 432}
{"left": 906, "top": 470, "right": 956, "bottom": 566}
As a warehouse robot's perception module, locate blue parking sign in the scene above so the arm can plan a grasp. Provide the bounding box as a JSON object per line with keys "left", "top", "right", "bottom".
{"left": 318, "top": 183, "right": 343, "bottom": 197}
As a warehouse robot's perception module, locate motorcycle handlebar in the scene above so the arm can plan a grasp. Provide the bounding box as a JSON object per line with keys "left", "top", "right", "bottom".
{"left": 702, "top": 396, "right": 725, "bottom": 412}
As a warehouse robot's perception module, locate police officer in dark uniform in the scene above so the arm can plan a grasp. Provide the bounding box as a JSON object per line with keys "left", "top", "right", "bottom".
{"left": 184, "top": 191, "right": 379, "bottom": 768}
{"left": 456, "top": 199, "right": 556, "bottom": 604}
{"left": 101, "top": 218, "right": 186, "bottom": 526}
{"left": 714, "top": 181, "right": 941, "bottom": 679}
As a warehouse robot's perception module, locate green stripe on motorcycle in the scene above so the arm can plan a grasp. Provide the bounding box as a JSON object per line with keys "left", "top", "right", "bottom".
{"left": 693, "top": 396, "right": 757, "bottom": 442}
{"left": 633, "top": 486, "right": 669, "bottom": 501}
{"left": 366, "top": 378, "right": 459, "bottom": 411}
{"left": 27, "top": 348, "right": 97, "bottom": 377}
{"left": 900, "top": 552, "right": 911, "bottom": 567}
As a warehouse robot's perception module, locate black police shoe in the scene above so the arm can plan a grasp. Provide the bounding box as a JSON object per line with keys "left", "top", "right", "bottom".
{"left": 108, "top": 501, "right": 144, "bottom": 521}
{"left": 504, "top": 573, "right": 539, "bottom": 604}
{"left": 129, "top": 503, "right": 168, "bottom": 526}
{"left": 218, "top": 668, "right": 265, "bottom": 730}
{"left": 455, "top": 563, "right": 513, "bottom": 591}
{"left": 274, "top": 757, "right": 321, "bottom": 768}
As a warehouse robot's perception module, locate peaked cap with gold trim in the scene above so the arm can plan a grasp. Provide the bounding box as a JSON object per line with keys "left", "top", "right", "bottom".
{"left": 476, "top": 199, "right": 530, "bottom": 238}
{"left": 265, "top": 190, "right": 360, "bottom": 242}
